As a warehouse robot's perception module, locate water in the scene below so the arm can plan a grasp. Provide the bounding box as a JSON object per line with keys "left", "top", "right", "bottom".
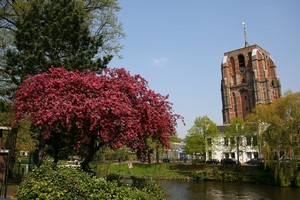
{"left": 158, "top": 180, "right": 300, "bottom": 200}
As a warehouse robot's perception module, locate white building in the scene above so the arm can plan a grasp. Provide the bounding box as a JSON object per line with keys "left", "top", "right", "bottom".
{"left": 206, "top": 125, "right": 260, "bottom": 163}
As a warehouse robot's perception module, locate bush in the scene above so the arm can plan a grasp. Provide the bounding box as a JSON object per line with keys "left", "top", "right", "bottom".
{"left": 222, "top": 171, "right": 244, "bottom": 182}
{"left": 274, "top": 162, "right": 297, "bottom": 187}
{"left": 211, "top": 168, "right": 223, "bottom": 181}
{"left": 89, "top": 178, "right": 166, "bottom": 200}
{"left": 192, "top": 170, "right": 208, "bottom": 182}
{"left": 295, "top": 172, "right": 300, "bottom": 187}
{"left": 17, "top": 164, "right": 92, "bottom": 199}
{"left": 17, "top": 163, "right": 167, "bottom": 200}
{"left": 192, "top": 159, "right": 205, "bottom": 165}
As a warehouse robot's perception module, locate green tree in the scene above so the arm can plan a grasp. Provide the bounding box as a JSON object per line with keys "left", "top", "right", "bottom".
{"left": 248, "top": 91, "right": 300, "bottom": 163}
{"left": 247, "top": 91, "right": 300, "bottom": 186}
{"left": 224, "top": 117, "right": 253, "bottom": 164}
{"left": 1, "top": 0, "right": 124, "bottom": 87}
{"left": 184, "top": 132, "right": 204, "bottom": 160}
{"left": 184, "top": 116, "right": 218, "bottom": 160}
{"left": 169, "top": 134, "right": 182, "bottom": 143}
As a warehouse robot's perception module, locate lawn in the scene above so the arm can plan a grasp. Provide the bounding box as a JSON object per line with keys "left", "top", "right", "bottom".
{"left": 106, "top": 162, "right": 189, "bottom": 180}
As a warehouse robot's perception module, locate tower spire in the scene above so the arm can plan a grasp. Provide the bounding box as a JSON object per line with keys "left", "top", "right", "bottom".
{"left": 242, "top": 22, "right": 249, "bottom": 47}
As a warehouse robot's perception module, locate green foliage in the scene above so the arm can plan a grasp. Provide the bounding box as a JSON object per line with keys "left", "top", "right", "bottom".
{"left": 247, "top": 91, "right": 300, "bottom": 165}
{"left": 16, "top": 118, "right": 38, "bottom": 152}
{"left": 274, "top": 162, "right": 298, "bottom": 187}
{"left": 6, "top": 0, "right": 101, "bottom": 86}
{"left": 108, "top": 163, "right": 187, "bottom": 179}
{"left": 224, "top": 117, "right": 254, "bottom": 163}
{"left": 191, "top": 170, "right": 208, "bottom": 182}
{"left": 295, "top": 172, "right": 300, "bottom": 187}
{"left": 0, "top": 111, "right": 11, "bottom": 126}
{"left": 184, "top": 132, "right": 205, "bottom": 155}
{"left": 1, "top": 0, "right": 124, "bottom": 87}
{"left": 224, "top": 117, "right": 253, "bottom": 143}
{"left": 169, "top": 134, "right": 182, "bottom": 143}
{"left": 211, "top": 168, "right": 223, "bottom": 181}
{"left": 184, "top": 115, "right": 218, "bottom": 157}
{"left": 17, "top": 164, "right": 93, "bottom": 199}
{"left": 191, "top": 159, "right": 205, "bottom": 165}
{"left": 222, "top": 171, "right": 244, "bottom": 182}
{"left": 17, "top": 163, "right": 167, "bottom": 200}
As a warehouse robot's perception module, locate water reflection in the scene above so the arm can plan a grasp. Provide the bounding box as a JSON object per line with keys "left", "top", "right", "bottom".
{"left": 158, "top": 180, "right": 300, "bottom": 200}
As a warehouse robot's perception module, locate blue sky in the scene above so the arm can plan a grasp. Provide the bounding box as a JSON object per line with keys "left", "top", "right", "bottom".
{"left": 108, "top": 0, "right": 300, "bottom": 139}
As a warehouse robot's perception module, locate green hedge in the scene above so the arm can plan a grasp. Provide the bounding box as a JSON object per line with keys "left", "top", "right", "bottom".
{"left": 17, "top": 164, "right": 166, "bottom": 200}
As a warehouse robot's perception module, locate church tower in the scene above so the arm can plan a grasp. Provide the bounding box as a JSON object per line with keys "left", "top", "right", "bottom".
{"left": 220, "top": 23, "right": 281, "bottom": 124}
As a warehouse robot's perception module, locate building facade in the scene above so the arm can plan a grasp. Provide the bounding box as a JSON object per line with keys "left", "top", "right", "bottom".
{"left": 209, "top": 125, "right": 260, "bottom": 163}
{"left": 220, "top": 44, "right": 281, "bottom": 124}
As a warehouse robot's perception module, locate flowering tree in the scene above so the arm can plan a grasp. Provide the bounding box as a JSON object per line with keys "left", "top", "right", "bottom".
{"left": 13, "top": 67, "right": 182, "bottom": 170}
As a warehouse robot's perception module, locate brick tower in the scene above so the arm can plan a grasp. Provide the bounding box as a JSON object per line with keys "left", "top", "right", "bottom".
{"left": 220, "top": 24, "right": 281, "bottom": 124}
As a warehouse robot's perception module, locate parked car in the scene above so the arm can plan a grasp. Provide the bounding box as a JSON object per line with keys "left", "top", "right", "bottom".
{"left": 245, "top": 158, "right": 264, "bottom": 165}
{"left": 221, "top": 158, "right": 238, "bottom": 165}
{"left": 206, "top": 159, "right": 219, "bottom": 165}
{"left": 163, "top": 158, "right": 171, "bottom": 163}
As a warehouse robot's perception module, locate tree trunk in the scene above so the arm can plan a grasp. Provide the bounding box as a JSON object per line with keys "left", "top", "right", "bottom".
{"left": 237, "top": 137, "right": 240, "bottom": 164}
{"left": 36, "top": 139, "right": 45, "bottom": 167}
{"left": 156, "top": 148, "right": 159, "bottom": 163}
{"left": 80, "top": 138, "right": 102, "bottom": 172}
{"left": 53, "top": 147, "right": 59, "bottom": 164}
{"left": 4, "top": 126, "right": 19, "bottom": 176}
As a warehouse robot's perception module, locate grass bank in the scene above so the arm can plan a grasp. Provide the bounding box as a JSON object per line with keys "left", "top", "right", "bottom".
{"left": 106, "top": 162, "right": 189, "bottom": 180}
{"left": 106, "top": 162, "right": 275, "bottom": 185}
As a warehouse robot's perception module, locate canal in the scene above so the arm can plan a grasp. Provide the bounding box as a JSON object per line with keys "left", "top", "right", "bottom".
{"left": 158, "top": 180, "right": 300, "bottom": 200}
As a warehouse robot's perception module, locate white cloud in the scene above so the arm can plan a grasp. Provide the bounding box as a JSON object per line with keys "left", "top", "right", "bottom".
{"left": 152, "top": 57, "right": 168, "bottom": 66}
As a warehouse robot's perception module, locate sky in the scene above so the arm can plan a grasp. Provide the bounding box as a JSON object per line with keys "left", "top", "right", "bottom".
{"left": 108, "top": 0, "right": 300, "bottom": 139}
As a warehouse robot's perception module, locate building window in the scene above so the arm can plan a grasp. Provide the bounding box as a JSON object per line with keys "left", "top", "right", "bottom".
{"left": 237, "top": 137, "right": 242, "bottom": 145}
{"left": 238, "top": 54, "right": 245, "bottom": 67}
{"left": 225, "top": 153, "right": 229, "bottom": 158}
{"left": 246, "top": 136, "right": 251, "bottom": 146}
{"left": 230, "top": 137, "right": 236, "bottom": 145}
{"left": 208, "top": 151, "right": 212, "bottom": 159}
{"left": 238, "top": 54, "right": 246, "bottom": 75}
{"left": 254, "top": 152, "right": 258, "bottom": 158}
{"left": 207, "top": 138, "right": 212, "bottom": 146}
{"left": 224, "top": 137, "right": 229, "bottom": 146}
{"left": 252, "top": 135, "right": 258, "bottom": 146}
{"left": 231, "top": 153, "right": 235, "bottom": 159}
{"left": 246, "top": 152, "right": 252, "bottom": 160}
{"left": 230, "top": 57, "right": 236, "bottom": 85}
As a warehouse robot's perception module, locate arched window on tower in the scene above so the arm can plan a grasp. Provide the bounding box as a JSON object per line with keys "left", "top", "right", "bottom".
{"left": 238, "top": 54, "right": 245, "bottom": 67}
{"left": 238, "top": 54, "right": 246, "bottom": 84}
{"left": 230, "top": 57, "right": 236, "bottom": 85}
{"left": 232, "top": 92, "right": 238, "bottom": 118}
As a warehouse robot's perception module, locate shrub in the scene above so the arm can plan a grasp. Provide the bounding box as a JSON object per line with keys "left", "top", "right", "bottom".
{"left": 211, "top": 168, "right": 223, "bottom": 181}
{"left": 17, "top": 163, "right": 167, "bottom": 200}
{"left": 222, "top": 171, "right": 244, "bottom": 182}
{"left": 192, "top": 170, "right": 208, "bottom": 182}
{"left": 274, "top": 162, "right": 297, "bottom": 187}
{"left": 89, "top": 178, "right": 166, "bottom": 200}
{"left": 17, "top": 164, "right": 92, "bottom": 199}
{"left": 295, "top": 172, "right": 300, "bottom": 187}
